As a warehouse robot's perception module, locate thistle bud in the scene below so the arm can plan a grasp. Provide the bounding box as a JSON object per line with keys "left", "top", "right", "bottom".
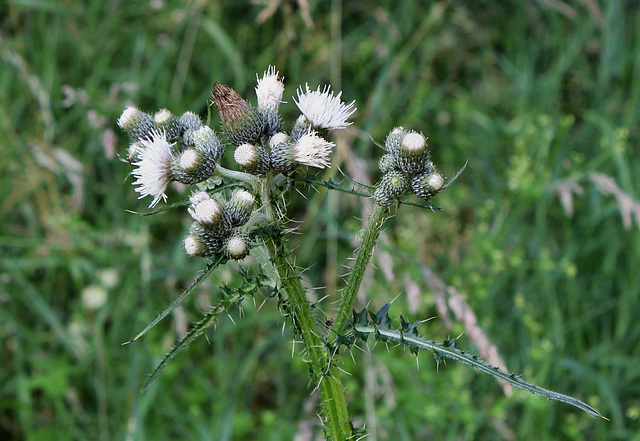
{"left": 234, "top": 143, "right": 271, "bottom": 175}
{"left": 291, "top": 130, "right": 334, "bottom": 169}
{"left": 373, "top": 170, "right": 410, "bottom": 206}
{"left": 290, "top": 115, "right": 311, "bottom": 142}
{"left": 186, "top": 222, "right": 223, "bottom": 258}
{"left": 154, "top": 108, "right": 181, "bottom": 140}
{"left": 118, "top": 107, "right": 155, "bottom": 141}
{"left": 179, "top": 111, "right": 203, "bottom": 145}
{"left": 269, "top": 132, "right": 296, "bottom": 173}
{"left": 127, "top": 141, "right": 144, "bottom": 162}
{"left": 378, "top": 153, "right": 397, "bottom": 174}
{"left": 188, "top": 191, "right": 223, "bottom": 227}
{"left": 223, "top": 189, "right": 255, "bottom": 227}
{"left": 395, "top": 131, "right": 431, "bottom": 174}
{"left": 193, "top": 126, "right": 224, "bottom": 161}
{"left": 171, "top": 147, "right": 217, "bottom": 185}
{"left": 411, "top": 171, "right": 445, "bottom": 200}
{"left": 212, "top": 82, "right": 266, "bottom": 145}
{"left": 384, "top": 126, "right": 406, "bottom": 156}
{"left": 223, "top": 231, "right": 251, "bottom": 260}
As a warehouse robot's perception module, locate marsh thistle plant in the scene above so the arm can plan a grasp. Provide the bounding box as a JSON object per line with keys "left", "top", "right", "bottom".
{"left": 117, "top": 66, "right": 604, "bottom": 439}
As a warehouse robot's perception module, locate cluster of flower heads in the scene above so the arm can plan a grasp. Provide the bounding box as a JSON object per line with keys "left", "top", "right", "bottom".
{"left": 117, "top": 66, "right": 357, "bottom": 260}
{"left": 183, "top": 189, "right": 255, "bottom": 260}
{"left": 373, "top": 127, "right": 445, "bottom": 206}
{"left": 212, "top": 67, "right": 356, "bottom": 175}
{"left": 118, "top": 107, "right": 224, "bottom": 208}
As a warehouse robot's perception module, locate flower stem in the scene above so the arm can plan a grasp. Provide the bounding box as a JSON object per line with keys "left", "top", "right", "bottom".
{"left": 263, "top": 234, "right": 352, "bottom": 440}
{"left": 331, "top": 202, "right": 389, "bottom": 342}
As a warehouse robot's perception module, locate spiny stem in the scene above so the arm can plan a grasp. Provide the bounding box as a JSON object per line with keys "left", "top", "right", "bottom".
{"left": 331, "top": 202, "right": 389, "bottom": 341}
{"left": 263, "top": 234, "right": 352, "bottom": 440}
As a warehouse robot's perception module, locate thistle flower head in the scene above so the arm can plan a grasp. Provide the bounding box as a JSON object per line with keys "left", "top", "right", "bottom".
{"left": 118, "top": 106, "right": 155, "bottom": 141}
{"left": 224, "top": 231, "right": 251, "bottom": 260}
{"left": 255, "top": 66, "right": 285, "bottom": 112}
{"left": 211, "top": 82, "right": 252, "bottom": 126}
{"left": 131, "top": 130, "right": 175, "bottom": 208}
{"left": 188, "top": 191, "right": 223, "bottom": 226}
{"left": 294, "top": 84, "right": 356, "bottom": 130}
{"left": 400, "top": 132, "right": 428, "bottom": 157}
{"left": 291, "top": 129, "right": 335, "bottom": 169}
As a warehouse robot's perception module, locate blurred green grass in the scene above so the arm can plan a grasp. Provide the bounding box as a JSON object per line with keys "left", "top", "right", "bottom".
{"left": 2, "top": 1, "right": 639, "bottom": 440}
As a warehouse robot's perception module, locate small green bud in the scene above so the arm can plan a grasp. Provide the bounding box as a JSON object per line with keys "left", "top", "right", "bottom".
{"left": 411, "top": 170, "right": 444, "bottom": 199}
{"left": 384, "top": 126, "right": 406, "bottom": 156}
{"left": 154, "top": 108, "right": 181, "bottom": 140}
{"left": 223, "top": 231, "right": 251, "bottom": 260}
{"left": 373, "top": 170, "right": 410, "bottom": 206}
{"left": 378, "top": 153, "right": 397, "bottom": 174}
{"left": 223, "top": 189, "right": 255, "bottom": 227}
{"left": 185, "top": 222, "right": 223, "bottom": 258}
{"left": 118, "top": 107, "right": 155, "bottom": 141}
{"left": 179, "top": 111, "right": 203, "bottom": 145}
{"left": 269, "top": 132, "right": 296, "bottom": 173}
{"left": 193, "top": 126, "right": 224, "bottom": 161}
{"left": 171, "top": 147, "right": 217, "bottom": 185}
{"left": 395, "top": 131, "right": 431, "bottom": 174}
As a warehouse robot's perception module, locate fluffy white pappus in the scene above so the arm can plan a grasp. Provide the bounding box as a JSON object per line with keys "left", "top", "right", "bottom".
{"left": 183, "top": 234, "right": 204, "bottom": 256}
{"left": 294, "top": 83, "right": 356, "bottom": 130}
{"left": 292, "top": 130, "right": 335, "bottom": 169}
{"left": 255, "top": 66, "right": 285, "bottom": 111}
{"left": 131, "top": 131, "right": 175, "bottom": 208}
{"left": 188, "top": 191, "right": 222, "bottom": 225}
{"left": 234, "top": 143, "right": 259, "bottom": 167}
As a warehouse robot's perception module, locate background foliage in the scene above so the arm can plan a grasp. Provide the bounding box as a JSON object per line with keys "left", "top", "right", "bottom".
{"left": 2, "top": 1, "right": 639, "bottom": 440}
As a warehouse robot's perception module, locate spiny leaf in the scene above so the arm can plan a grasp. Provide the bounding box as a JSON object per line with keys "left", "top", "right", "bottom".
{"left": 123, "top": 257, "right": 225, "bottom": 345}
{"left": 347, "top": 306, "right": 605, "bottom": 419}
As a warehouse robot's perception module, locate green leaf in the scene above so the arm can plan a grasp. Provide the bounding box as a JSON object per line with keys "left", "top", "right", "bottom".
{"left": 123, "top": 257, "right": 225, "bottom": 345}
{"left": 348, "top": 306, "right": 606, "bottom": 419}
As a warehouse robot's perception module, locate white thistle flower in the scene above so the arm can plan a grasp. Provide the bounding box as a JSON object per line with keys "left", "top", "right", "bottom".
{"left": 294, "top": 84, "right": 356, "bottom": 130}
{"left": 131, "top": 131, "right": 175, "bottom": 208}
{"left": 255, "top": 66, "right": 285, "bottom": 111}
{"left": 292, "top": 129, "right": 335, "bottom": 169}
{"left": 188, "top": 191, "right": 222, "bottom": 226}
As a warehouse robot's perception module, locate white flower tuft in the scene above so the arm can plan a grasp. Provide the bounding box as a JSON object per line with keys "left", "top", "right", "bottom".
{"left": 256, "top": 66, "right": 285, "bottom": 112}
{"left": 294, "top": 84, "right": 356, "bottom": 130}
{"left": 234, "top": 143, "right": 259, "bottom": 168}
{"left": 183, "top": 234, "right": 204, "bottom": 256}
{"left": 292, "top": 129, "right": 335, "bottom": 169}
{"left": 188, "top": 191, "right": 222, "bottom": 226}
{"left": 131, "top": 131, "right": 175, "bottom": 208}
{"left": 179, "top": 148, "right": 200, "bottom": 172}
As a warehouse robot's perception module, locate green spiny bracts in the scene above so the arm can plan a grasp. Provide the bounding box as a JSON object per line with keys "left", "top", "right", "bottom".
{"left": 260, "top": 107, "right": 282, "bottom": 137}
{"left": 378, "top": 153, "right": 397, "bottom": 174}
{"left": 223, "top": 230, "right": 251, "bottom": 260}
{"left": 342, "top": 304, "right": 604, "bottom": 419}
{"left": 234, "top": 143, "right": 271, "bottom": 175}
{"left": 269, "top": 132, "right": 296, "bottom": 173}
{"left": 211, "top": 82, "right": 267, "bottom": 146}
{"left": 384, "top": 126, "right": 407, "bottom": 156}
{"left": 373, "top": 170, "right": 410, "bottom": 206}
{"left": 179, "top": 111, "right": 203, "bottom": 145}
{"left": 395, "top": 131, "right": 432, "bottom": 174}
{"left": 170, "top": 147, "right": 218, "bottom": 185}
{"left": 118, "top": 107, "right": 155, "bottom": 141}
{"left": 185, "top": 222, "right": 223, "bottom": 258}
{"left": 411, "top": 170, "right": 444, "bottom": 200}
{"left": 290, "top": 115, "right": 312, "bottom": 142}
{"left": 193, "top": 125, "right": 225, "bottom": 161}
{"left": 154, "top": 108, "right": 181, "bottom": 140}
{"left": 223, "top": 189, "right": 255, "bottom": 227}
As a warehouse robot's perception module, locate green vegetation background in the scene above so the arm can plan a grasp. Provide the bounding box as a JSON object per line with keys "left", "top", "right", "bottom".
{"left": 2, "top": 1, "right": 639, "bottom": 440}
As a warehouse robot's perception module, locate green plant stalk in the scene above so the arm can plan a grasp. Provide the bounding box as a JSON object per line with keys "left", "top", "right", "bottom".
{"left": 331, "top": 202, "right": 389, "bottom": 342}
{"left": 263, "top": 235, "right": 352, "bottom": 440}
